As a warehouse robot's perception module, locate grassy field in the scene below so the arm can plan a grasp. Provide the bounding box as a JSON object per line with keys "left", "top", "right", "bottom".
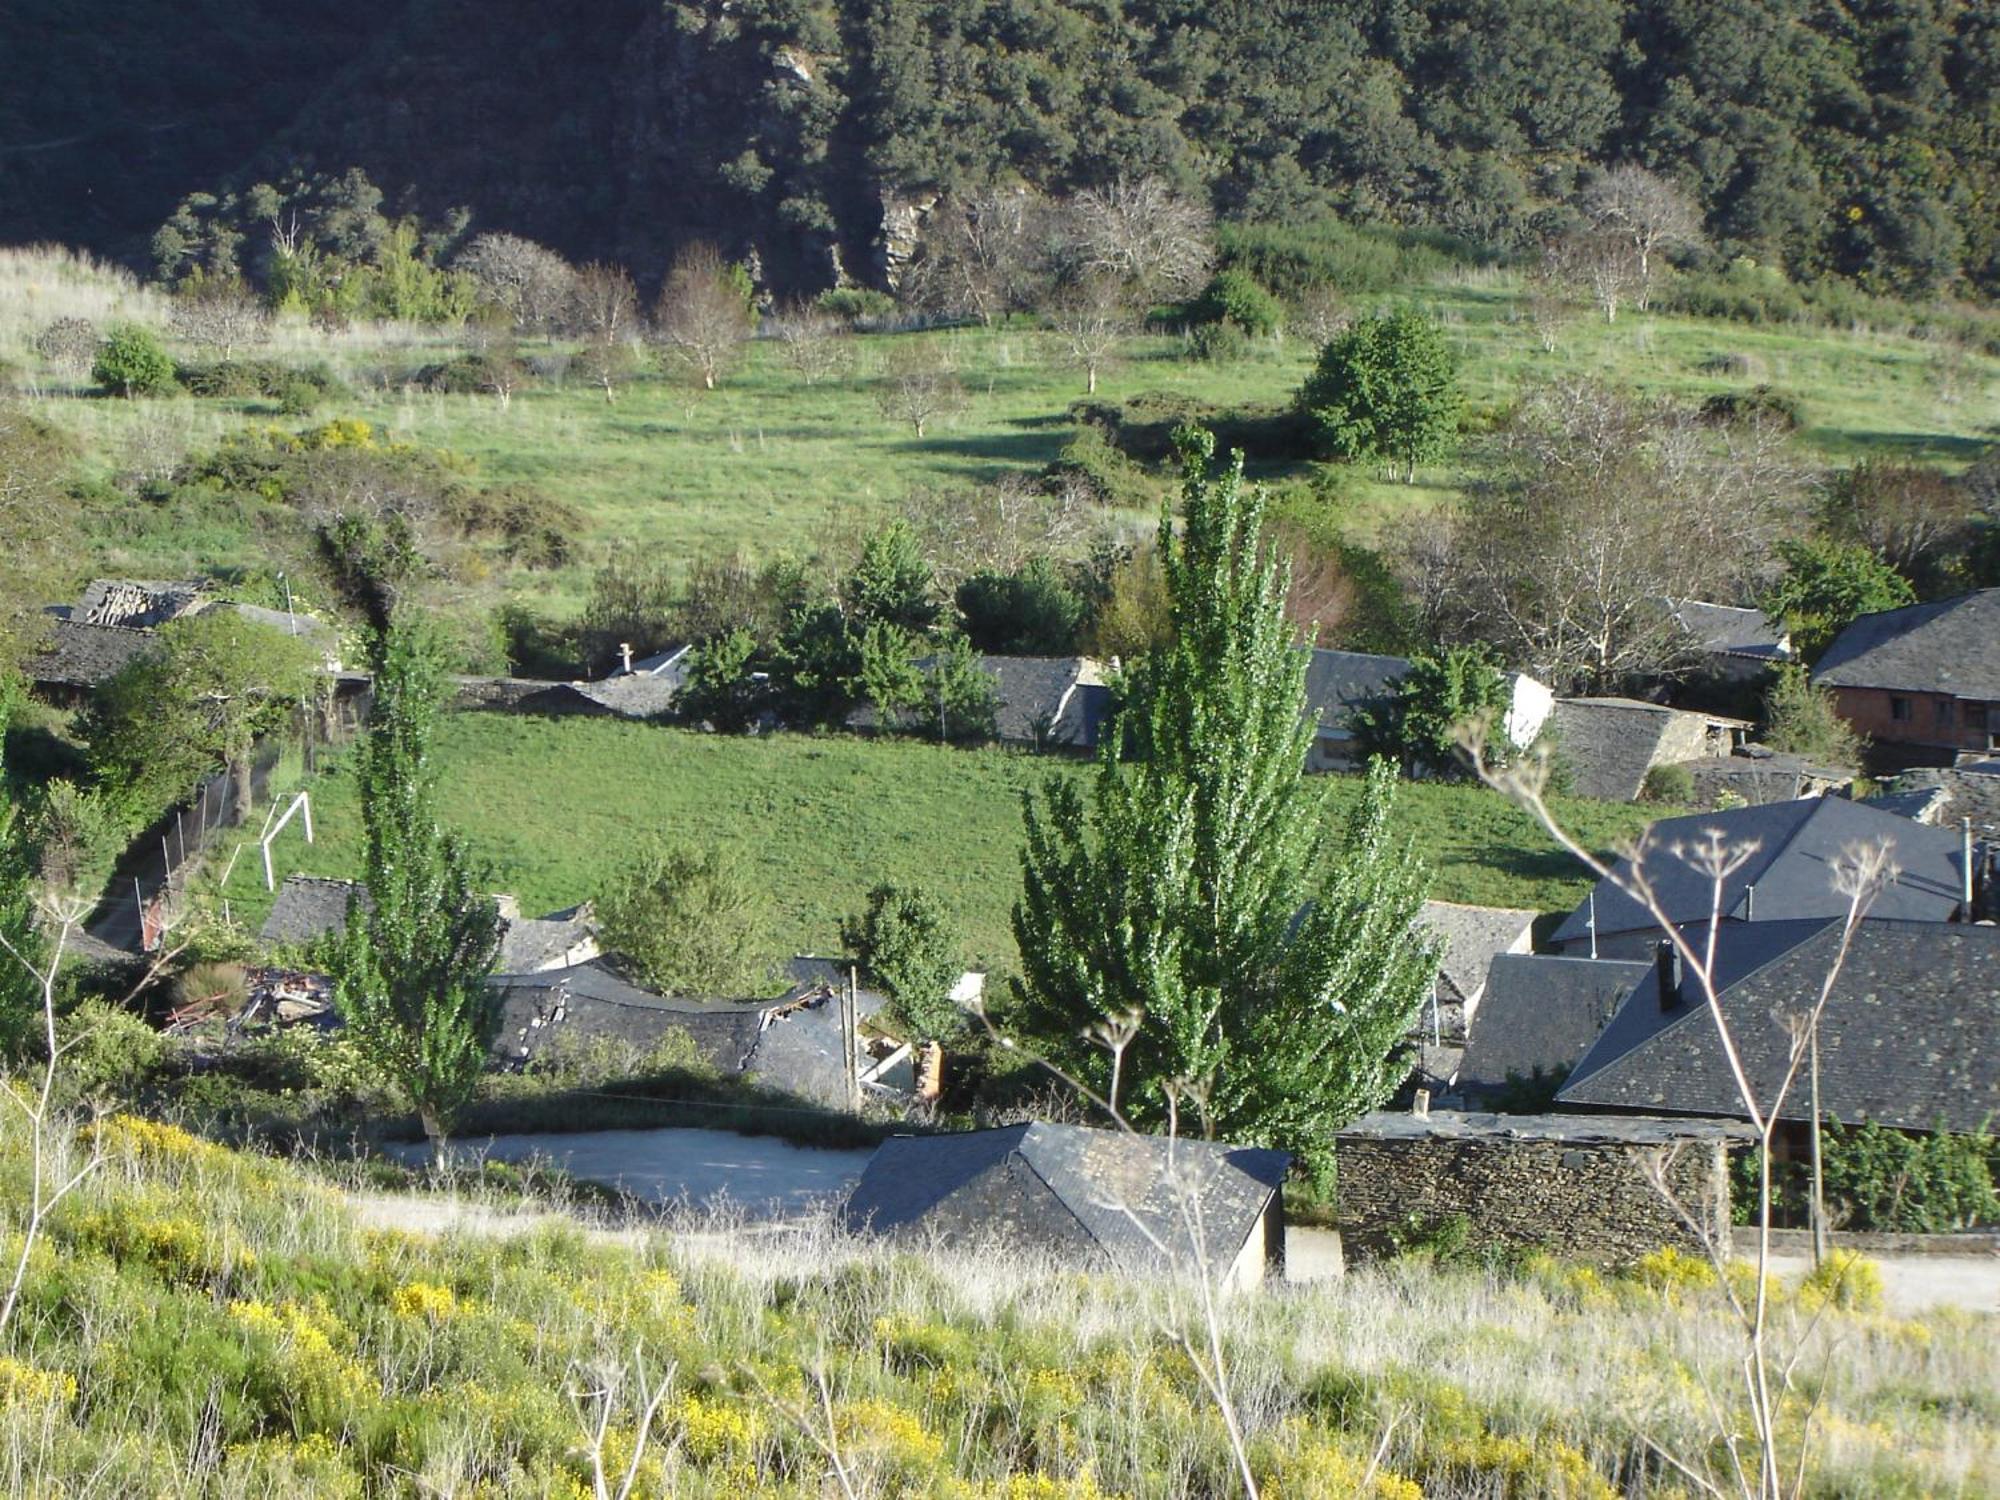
{"left": 214, "top": 712, "right": 1669, "bottom": 976}
{"left": 19, "top": 260, "right": 2000, "bottom": 620}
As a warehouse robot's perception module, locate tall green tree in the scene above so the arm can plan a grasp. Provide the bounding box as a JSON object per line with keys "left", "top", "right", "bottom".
{"left": 331, "top": 616, "right": 502, "bottom": 1142}
{"left": 1762, "top": 537, "right": 1917, "bottom": 660}
{"left": 597, "top": 841, "right": 765, "bottom": 998}
{"left": 1352, "top": 644, "right": 1516, "bottom": 778}
{"left": 1298, "top": 309, "right": 1463, "bottom": 481}
{"left": 844, "top": 882, "right": 966, "bottom": 1044}
{"left": 0, "top": 676, "right": 49, "bottom": 1058}
{"left": 1014, "top": 431, "right": 1438, "bottom": 1175}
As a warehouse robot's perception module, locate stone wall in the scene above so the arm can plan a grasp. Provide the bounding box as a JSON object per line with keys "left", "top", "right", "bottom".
{"left": 1336, "top": 1112, "right": 1744, "bottom": 1268}
{"left": 451, "top": 676, "right": 607, "bottom": 716}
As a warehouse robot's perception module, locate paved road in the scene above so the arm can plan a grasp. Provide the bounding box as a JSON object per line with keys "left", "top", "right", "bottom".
{"left": 382, "top": 1128, "right": 875, "bottom": 1221}
{"left": 1761, "top": 1253, "right": 2000, "bottom": 1316}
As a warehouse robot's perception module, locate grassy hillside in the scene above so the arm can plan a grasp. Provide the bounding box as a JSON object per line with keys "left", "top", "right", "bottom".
{"left": 215, "top": 713, "right": 1668, "bottom": 974}
{"left": 1, "top": 1115, "right": 1989, "bottom": 1496}
{"left": 26, "top": 266, "right": 2000, "bottom": 628}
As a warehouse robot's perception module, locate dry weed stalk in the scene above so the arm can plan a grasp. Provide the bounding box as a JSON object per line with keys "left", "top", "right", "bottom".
{"left": 1464, "top": 720, "right": 1892, "bottom": 1500}
{"left": 566, "top": 1346, "right": 680, "bottom": 1500}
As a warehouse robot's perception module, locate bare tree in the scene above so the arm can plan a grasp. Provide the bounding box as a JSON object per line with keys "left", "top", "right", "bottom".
{"left": 455, "top": 232, "right": 579, "bottom": 333}
{"left": 875, "top": 340, "right": 966, "bottom": 439}
{"left": 1470, "top": 733, "right": 1893, "bottom": 1500}
{"left": 0, "top": 897, "right": 104, "bottom": 1339}
{"left": 1545, "top": 228, "right": 1641, "bottom": 324}
{"left": 652, "top": 244, "right": 752, "bottom": 391}
{"left": 1290, "top": 284, "right": 1349, "bottom": 350}
{"left": 1817, "top": 460, "right": 1973, "bottom": 583}
{"left": 900, "top": 473, "right": 1099, "bottom": 586}
{"left": 906, "top": 185, "right": 1052, "bottom": 324}
{"left": 1523, "top": 253, "right": 1579, "bottom": 352}
{"left": 1044, "top": 272, "right": 1136, "bottom": 394}
{"left": 767, "top": 299, "right": 852, "bottom": 386}
{"left": 1579, "top": 164, "right": 1704, "bottom": 311}
{"left": 573, "top": 339, "right": 639, "bottom": 404}
{"left": 1060, "top": 176, "right": 1215, "bottom": 302}
{"left": 169, "top": 280, "right": 269, "bottom": 359}
{"left": 566, "top": 262, "right": 641, "bottom": 345}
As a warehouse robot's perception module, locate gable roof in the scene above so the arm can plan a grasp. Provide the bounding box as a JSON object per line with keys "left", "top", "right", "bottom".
{"left": 1416, "top": 901, "right": 1538, "bottom": 1010}
{"left": 1455, "top": 953, "right": 1651, "bottom": 1096}
{"left": 1301, "top": 649, "right": 1410, "bottom": 738}
{"left": 1812, "top": 589, "right": 2000, "bottom": 699}
{"left": 23, "top": 618, "right": 160, "bottom": 689}
{"left": 844, "top": 1123, "right": 1288, "bottom": 1271}
{"left": 1550, "top": 796, "right": 1966, "bottom": 946}
{"left": 984, "top": 656, "right": 1110, "bottom": 746}
{"left": 1548, "top": 697, "right": 1747, "bottom": 802}
{"left": 1667, "top": 599, "right": 1791, "bottom": 663}
{"left": 1559, "top": 919, "right": 2000, "bottom": 1132}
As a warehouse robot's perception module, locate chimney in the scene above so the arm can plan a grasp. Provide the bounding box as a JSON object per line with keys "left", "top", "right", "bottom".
{"left": 618, "top": 641, "right": 634, "bottom": 675}
{"left": 1655, "top": 940, "right": 1682, "bottom": 1013}
{"left": 1412, "top": 1088, "right": 1430, "bottom": 1119}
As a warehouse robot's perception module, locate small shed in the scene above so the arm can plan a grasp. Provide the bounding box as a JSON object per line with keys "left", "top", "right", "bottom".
{"left": 845, "top": 1122, "right": 1289, "bottom": 1289}
{"left": 1335, "top": 1110, "right": 1749, "bottom": 1268}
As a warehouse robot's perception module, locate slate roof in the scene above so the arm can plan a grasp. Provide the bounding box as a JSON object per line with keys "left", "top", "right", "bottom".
{"left": 1874, "top": 766, "right": 2000, "bottom": 831}
{"left": 744, "top": 983, "right": 887, "bottom": 1106}
{"left": 495, "top": 903, "right": 599, "bottom": 973}
{"left": 844, "top": 1122, "right": 1288, "bottom": 1273}
{"left": 74, "top": 578, "right": 206, "bottom": 629}
{"left": 567, "top": 673, "right": 683, "bottom": 719}
{"left": 1548, "top": 697, "right": 1745, "bottom": 802}
{"left": 1302, "top": 649, "right": 1410, "bottom": 740}
{"left": 486, "top": 958, "right": 784, "bottom": 1073}
{"left": 1340, "top": 1109, "right": 1752, "bottom": 1146}
{"left": 23, "top": 618, "right": 160, "bottom": 689}
{"left": 216, "top": 602, "right": 341, "bottom": 657}
{"left": 1455, "top": 954, "right": 1650, "bottom": 1097}
{"left": 258, "top": 876, "right": 369, "bottom": 948}
{"left": 1813, "top": 589, "right": 2000, "bottom": 699}
{"left": 1416, "top": 901, "right": 1537, "bottom": 1011}
{"left": 1559, "top": 919, "right": 2000, "bottom": 1132}
{"left": 1550, "top": 797, "right": 1967, "bottom": 947}
{"left": 1667, "top": 599, "right": 1791, "bottom": 663}
{"left": 1674, "top": 748, "right": 1854, "bottom": 809}
{"left": 984, "top": 656, "right": 1110, "bottom": 747}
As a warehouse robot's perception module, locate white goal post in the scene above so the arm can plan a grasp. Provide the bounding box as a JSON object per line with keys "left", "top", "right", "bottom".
{"left": 261, "top": 792, "right": 315, "bottom": 891}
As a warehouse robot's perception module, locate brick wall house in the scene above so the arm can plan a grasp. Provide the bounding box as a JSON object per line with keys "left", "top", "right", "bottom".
{"left": 1813, "top": 590, "right": 2000, "bottom": 757}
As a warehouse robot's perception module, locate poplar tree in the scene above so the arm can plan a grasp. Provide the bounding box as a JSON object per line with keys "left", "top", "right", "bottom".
{"left": 1014, "top": 430, "right": 1438, "bottom": 1174}
{"left": 331, "top": 616, "right": 501, "bottom": 1143}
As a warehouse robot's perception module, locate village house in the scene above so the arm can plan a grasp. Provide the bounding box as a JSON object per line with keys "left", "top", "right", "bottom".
{"left": 1303, "top": 649, "right": 1552, "bottom": 773}
{"left": 1557, "top": 919, "right": 2000, "bottom": 1138}
{"left": 1547, "top": 796, "right": 1972, "bottom": 961}
{"left": 843, "top": 1122, "right": 1289, "bottom": 1289}
{"left": 1451, "top": 953, "right": 1651, "bottom": 1104}
{"left": 1407, "top": 901, "right": 1537, "bottom": 1089}
{"left": 1812, "top": 588, "right": 2000, "bottom": 761}
{"left": 1545, "top": 696, "right": 1750, "bottom": 802}
{"left": 1665, "top": 598, "right": 1794, "bottom": 684}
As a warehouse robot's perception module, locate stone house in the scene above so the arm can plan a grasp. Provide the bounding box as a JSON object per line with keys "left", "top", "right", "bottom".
{"left": 1546, "top": 696, "right": 1749, "bottom": 802}
{"left": 1334, "top": 1110, "right": 1748, "bottom": 1268}
{"left": 1665, "top": 598, "right": 1793, "bottom": 684}
{"left": 1812, "top": 588, "right": 2000, "bottom": 760}
{"left": 1557, "top": 919, "right": 2000, "bottom": 1139}
{"left": 843, "top": 1122, "right": 1290, "bottom": 1289}
{"left": 1547, "top": 796, "right": 1971, "bottom": 961}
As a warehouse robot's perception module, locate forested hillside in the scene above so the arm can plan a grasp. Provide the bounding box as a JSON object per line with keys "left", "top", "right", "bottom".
{"left": 4, "top": 0, "right": 1997, "bottom": 297}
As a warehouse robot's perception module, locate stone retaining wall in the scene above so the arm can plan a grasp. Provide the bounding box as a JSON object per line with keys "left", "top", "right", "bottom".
{"left": 1336, "top": 1112, "right": 1743, "bottom": 1268}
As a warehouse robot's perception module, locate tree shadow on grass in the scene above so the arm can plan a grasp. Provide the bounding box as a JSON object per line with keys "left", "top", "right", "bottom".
{"left": 1810, "top": 429, "right": 1993, "bottom": 464}
{"left": 892, "top": 429, "right": 1066, "bottom": 466}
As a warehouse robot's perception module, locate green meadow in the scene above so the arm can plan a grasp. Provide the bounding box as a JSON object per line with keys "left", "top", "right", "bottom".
{"left": 216, "top": 713, "right": 1668, "bottom": 975}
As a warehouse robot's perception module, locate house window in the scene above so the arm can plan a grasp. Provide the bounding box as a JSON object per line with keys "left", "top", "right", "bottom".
{"left": 1889, "top": 697, "right": 1912, "bottom": 723}
{"left": 1968, "top": 703, "right": 1989, "bottom": 732}
{"left": 1936, "top": 700, "right": 1956, "bottom": 728}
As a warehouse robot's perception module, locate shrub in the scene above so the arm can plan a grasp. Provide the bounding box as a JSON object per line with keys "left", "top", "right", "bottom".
{"left": 1187, "top": 318, "right": 1249, "bottom": 362}
{"left": 817, "top": 287, "right": 897, "bottom": 323}
{"left": 1190, "top": 270, "right": 1282, "bottom": 336}
{"left": 843, "top": 882, "right": 966, "bottom": 1042}
{"left": 56, "top": 1000, "right": 171, "bottom": 1105}
{"left": 32, "top": 315, "right": 97, "bottom": 374}
{"left": 1640, "top": 762, "right": 1695, "bottom": 803}
{"left": 1043, "top": 422, "right": 1152, "bottom": 507}
{"left": 1760, "top": 665, "right": 1861, "bottom": 765}
{"left": 596, "top": 842, "right": 767, "bottom": 996}
{"left": 412, "top": 352, "right": 529, "bottom": 396}
{"left": 92, "top": 324, "right": 176, "bottom": 397}
{"left": 175, "top": 358, "right": 344, "bottom": 401}
{"left": 1796, "top": 1249, "right": 1885, "bottom": 1313}
{"left": 1700, "top": 384, "right": 1804, "bottom": 429}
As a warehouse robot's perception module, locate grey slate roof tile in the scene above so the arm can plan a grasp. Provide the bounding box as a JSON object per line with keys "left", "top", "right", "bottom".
{"left": 1417, "top": 900, "right": 1537, "bottom": 1009}
{"left": 843, "top": 1122, "right": 1287, "bottom": 1273}
{"left": 1559, "top": 919, "right": 2000, "bottom": 1132}
{"left": 1667, "top": 599, "right": 1791, "bottom": 662}
{"left": 1812, "top": 589, "right": 2000, "bottom": 699}
{"left": 1455, "top": 954, "right": 1651, "bottom": 1096}
{"left": 1550, "top": 797, "right": 1967, "bottom": 947}
{"left": 24, "top": 619, "right": 159, "bottom": 688}
{"left": 1301, "top": 649, "right": 1410, "bottom": 739}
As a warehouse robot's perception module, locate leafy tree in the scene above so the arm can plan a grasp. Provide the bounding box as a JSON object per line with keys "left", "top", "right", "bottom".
{"left": 331, "top": 617, "right": 503, "bottom": 1142}
{"left": 843, "top": 883, "right": 966, "bottom": 1043}
{"left": 1352, "top": 645, "right": 1514, "bottom": 778}
{"left": 597, "top": 841, "right": 764, "bottom": 998}
{"left": 676, "top": 628, "right": 764, "bottom": 733}
{"left": 1763, "top": 538, "right": 1917, "bottom": 661}
{"left": 1298, "top": 310, "right": 1462, "bottom": 480}
{"left": 956, "top": 558, "right": 1085, "bottom": 655}
{"left": 1760, "top": 665, "right": 1861, "bottom": 766}
{"left": 86, "top": 609, "right": 320, "bottom": 824}
{"left": 1014, "top": 431, "right": 1438, "bottom": 1176}
{"left": 855, "top": 620, "right": 926, "bottom": 731}
{"left": 924, "top": 632, "right": 998, "bottom": 742}
{"left": 844, "top": 520, "right": 937, "bottom": 632}
{"left": 0, "top": 678, "right": 50, "bottom": 1058}
{"left": 1191, "top": 270, "right": 1282, "bottom": 337}
{"left": 91, "top": 324, "right": 175, "bottom": 398}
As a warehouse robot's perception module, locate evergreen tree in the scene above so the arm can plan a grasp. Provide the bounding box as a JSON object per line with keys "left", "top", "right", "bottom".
{"left": 844, "top": 883, "right": 966, "bottom": 1043}
{"left": 331, "top": 616, "right": 501, "bottom": 1143}
{"left": 1352, "top": 644, "right": 1516, "bottom": 778}
{"left": 1014, "top": 430, "right": 1437, "bottom": 1175}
